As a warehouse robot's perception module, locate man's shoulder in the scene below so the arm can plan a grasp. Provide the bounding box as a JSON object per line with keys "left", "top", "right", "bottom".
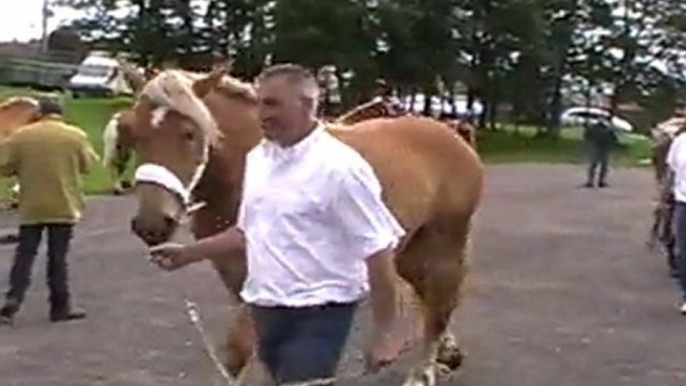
{"left": 59, "top": 122, "right": 88, "bottom": 137}
{"left": 319, "top": 133, "right": 375, "bottom": 179}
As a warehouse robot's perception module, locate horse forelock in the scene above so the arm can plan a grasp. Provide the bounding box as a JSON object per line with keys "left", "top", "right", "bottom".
{"left": 139, "top": 70, "right": 221, "bottom": 145}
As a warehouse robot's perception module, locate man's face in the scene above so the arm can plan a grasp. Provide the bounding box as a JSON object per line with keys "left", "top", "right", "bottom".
{"left": 257, "top": 76, "right": 312, "bottom": 145}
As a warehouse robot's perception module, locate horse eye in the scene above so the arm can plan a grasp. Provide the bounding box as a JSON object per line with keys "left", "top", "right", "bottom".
{"left": 183, "top": 131, "right": 195, "bottom": 141}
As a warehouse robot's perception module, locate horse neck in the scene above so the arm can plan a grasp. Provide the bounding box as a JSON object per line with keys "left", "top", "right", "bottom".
{"left": 194, "top": 93, "right": 262, "bottom": 221}
{"left": 0, "top": 107, "right": 37, "bottom": 137}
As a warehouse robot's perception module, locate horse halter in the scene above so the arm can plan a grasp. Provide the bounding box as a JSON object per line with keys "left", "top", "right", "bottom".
{"left": 133, "top": 134, "right": 211, "bottom": 212}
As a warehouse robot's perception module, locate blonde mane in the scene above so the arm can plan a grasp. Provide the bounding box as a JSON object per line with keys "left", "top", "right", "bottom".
{"left": 0, "top": 96, "right": 39, "bottom": 111}
{"left": 139, "top": 70, "right": 222, "bottom": 144}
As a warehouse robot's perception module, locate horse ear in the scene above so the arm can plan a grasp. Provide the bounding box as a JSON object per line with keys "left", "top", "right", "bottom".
{"left": 192, "top": 66, "right": 227, "bottom": 98}
{"left": 120, "top": 61, "right": 146, "bottom": 95}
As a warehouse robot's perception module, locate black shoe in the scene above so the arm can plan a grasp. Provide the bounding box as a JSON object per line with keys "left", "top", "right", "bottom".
{"left": 0, "top": 300, "right": 19, "bottom": 326}
{"left": 583, "top": 182, "right": 594, "bottom": 188}
{"left": 50, "top": 308, "right": 86, "bottom": 323}
{"left": 598, "top": 182, "right": 608, "bottom": 188}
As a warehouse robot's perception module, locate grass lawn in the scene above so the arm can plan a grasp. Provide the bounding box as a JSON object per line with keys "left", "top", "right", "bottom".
{"left": 0, "top": 85, "right": 654, "bottom": 197}
{"left": 476, "top": 125, "right": 653, "bottom": 168}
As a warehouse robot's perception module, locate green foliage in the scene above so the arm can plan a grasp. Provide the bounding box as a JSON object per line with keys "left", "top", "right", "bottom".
{"left": 47, "top": 0, "right": 686, "bottom": 132}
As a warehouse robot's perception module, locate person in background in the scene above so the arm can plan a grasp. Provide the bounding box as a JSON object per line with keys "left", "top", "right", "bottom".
{"left": 583, "top": 116, "right": 618, "bottom": 188}
{"left": 148, "top": 64, "right": 405, "bottom": 385}
{"left": 0, "top": 97, "right": 99, "bottom": 325}
{"left": 666, "top": 125, "right": 686, "bottom": 314}
{"left": 373, "top": 79, "right": 405, "bottom": 117}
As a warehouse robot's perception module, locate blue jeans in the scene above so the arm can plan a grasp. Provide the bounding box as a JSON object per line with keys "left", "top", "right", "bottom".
{"left": 587, "top": 146, "right": 610, "bottom": 185}
{"left": 3, "top": 224, "right": 74, "bottom": 314}
{"left": 674, "top": 203, "right": 686, "bottom": 300}
{"left": 251, "top": 302, "right": 358, "bottom": 385}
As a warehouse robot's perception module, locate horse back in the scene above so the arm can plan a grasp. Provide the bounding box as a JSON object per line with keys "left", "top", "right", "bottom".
{"left": 328, "top": 116, "right": 484, "bottom": 232}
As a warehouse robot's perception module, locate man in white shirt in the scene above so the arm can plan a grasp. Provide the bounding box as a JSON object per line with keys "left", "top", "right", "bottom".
{"left": 666, "top": 127, "right": 686, "bottom": 314}
{"left": 149, "top": 64, "right": 406, "bottom": 384}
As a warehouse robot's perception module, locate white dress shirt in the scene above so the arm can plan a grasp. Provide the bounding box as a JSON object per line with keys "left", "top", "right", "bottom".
{"left": 237, "top": 124, "right": 406, "bottom": 307}
{"left": 667, "top": 132, "right": 686, "bottom": 203}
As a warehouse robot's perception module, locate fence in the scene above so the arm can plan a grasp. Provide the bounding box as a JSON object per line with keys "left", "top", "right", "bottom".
{"left": 0, "top": 50, "right": 82, "bottom": 90}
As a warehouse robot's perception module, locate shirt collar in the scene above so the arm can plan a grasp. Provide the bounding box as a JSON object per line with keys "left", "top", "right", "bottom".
{"left": 262, "top": 122, "right": 326, "bottom": 161}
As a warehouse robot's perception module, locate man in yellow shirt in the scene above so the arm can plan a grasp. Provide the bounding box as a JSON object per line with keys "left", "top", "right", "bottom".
{"left": 0, "top": 98, "right": 99, "bottom": 325}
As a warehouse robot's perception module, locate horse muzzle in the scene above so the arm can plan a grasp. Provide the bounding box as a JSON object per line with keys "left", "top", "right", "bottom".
{"left": 131, "top": 213, "right": 178, "bottom": 247}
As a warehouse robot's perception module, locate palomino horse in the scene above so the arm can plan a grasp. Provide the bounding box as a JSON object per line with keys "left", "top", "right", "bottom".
{"left": 100, "top": 63, "right": 159, "bottom": 194}
{"left": 101, "top": 110, "right": 137, "bottom": 194}
{"left": 648, "top": 116, "right": 686, "bottom": 276}
{"left": 126, "top": 68, "right": 484, "bottom": 386}
{"left": 0, "top": 97, "right": 41, "bottom": 204}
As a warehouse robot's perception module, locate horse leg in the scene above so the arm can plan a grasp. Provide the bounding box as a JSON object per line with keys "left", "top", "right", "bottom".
{"left": 397, "top": 222, "right": 470, "bottom": 386}
{"left": 119, "top": 147, "right": 133, "bottom": 190}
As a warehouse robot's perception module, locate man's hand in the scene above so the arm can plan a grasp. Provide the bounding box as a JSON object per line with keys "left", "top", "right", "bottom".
{"left": 364, "top": 321, "right": 407, "bottom": 373}
{"left": 149, "top": 242, "right": 201, "bottom": 271}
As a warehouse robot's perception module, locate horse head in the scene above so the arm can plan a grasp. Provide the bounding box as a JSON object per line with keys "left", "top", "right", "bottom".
{"left": 127, "top": 65, "right": 260, "bottom": 246}
{"left": 0, "top": 97, "right": 41, "bottom": 138}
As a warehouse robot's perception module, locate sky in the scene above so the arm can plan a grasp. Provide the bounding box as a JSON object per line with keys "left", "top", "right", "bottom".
{"left": 0, "top": 0, "right": 79, "bottom": 43}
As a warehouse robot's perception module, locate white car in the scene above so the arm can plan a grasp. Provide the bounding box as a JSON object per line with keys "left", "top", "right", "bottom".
{"left": 68, "top": 53, "right": 135, "bottom": 98}
{"left": 402, "top": 94, "right": 484, "bottom": 118}
{"left": 560, "top": 106, "right": 634, "bottom": 132}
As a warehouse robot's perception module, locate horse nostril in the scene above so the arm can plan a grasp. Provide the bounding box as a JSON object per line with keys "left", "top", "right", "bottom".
{"left": 163, "top": 215, "right": 177, "bottom": 231}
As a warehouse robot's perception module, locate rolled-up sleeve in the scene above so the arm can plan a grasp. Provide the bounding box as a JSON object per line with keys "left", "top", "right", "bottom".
{"left": 335, "top": 162, "right": 406, "bottom": 260}
{"left": 668, "top": 137, "right": 682, "bottom": 171}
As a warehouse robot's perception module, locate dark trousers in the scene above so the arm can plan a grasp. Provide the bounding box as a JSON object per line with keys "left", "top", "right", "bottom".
{"left": 675, "top": 203, "right": 686, "bottom": 300}
{"left": 251, "top": 302, "right": 358, "bottom": 385}
{"left": 587, "top": 146, "right": 610, "bottom": 185}
{"left": 4, "top": 223, "right": 74, "bottom": 313}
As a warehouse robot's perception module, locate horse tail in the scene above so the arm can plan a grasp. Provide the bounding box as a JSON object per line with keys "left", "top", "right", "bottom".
{"left": 102, "top": 112, "right": 121, "bottom": 168}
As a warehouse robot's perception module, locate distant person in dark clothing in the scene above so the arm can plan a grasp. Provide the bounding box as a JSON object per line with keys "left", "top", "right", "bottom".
{"left": 0, "top": 98, "right": 99, "bottom": 325}
{"left": 583, "top": 117, "right": 618, "bottom": 188}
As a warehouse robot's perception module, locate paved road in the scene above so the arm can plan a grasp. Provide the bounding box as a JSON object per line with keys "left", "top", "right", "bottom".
{"left": 1, "top": 164, "right": 684, "bottom": 386}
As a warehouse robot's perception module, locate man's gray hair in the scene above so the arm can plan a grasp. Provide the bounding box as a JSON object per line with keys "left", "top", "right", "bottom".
{"left": 37, "top": 97, "right": 63, "bottom": 116}
{"left": 256, "top": 63, "right": 320, "bottom": 108}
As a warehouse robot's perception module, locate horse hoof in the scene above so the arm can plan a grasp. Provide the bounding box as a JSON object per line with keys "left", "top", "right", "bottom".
{"left": 0, "top": 233, "right": 19, "bottom": 244}
{"left": 437, "top": 336, "right": 465, "bottom": 370}
{"left": 436, "top": 363, "right": 451, "bottom": 377}
{"left": 402, "top": 366, "right": 436, "bottom": 386}
{"left": 113, "top": 188, "right": 125, "bottom": 196}
{"left": 121, "top": 181, "right": 132, "bottom": 189}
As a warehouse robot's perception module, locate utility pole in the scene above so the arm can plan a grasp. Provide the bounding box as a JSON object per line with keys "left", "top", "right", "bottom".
{"left": 40, "top": 0, "right": 50, "bottom": 53}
